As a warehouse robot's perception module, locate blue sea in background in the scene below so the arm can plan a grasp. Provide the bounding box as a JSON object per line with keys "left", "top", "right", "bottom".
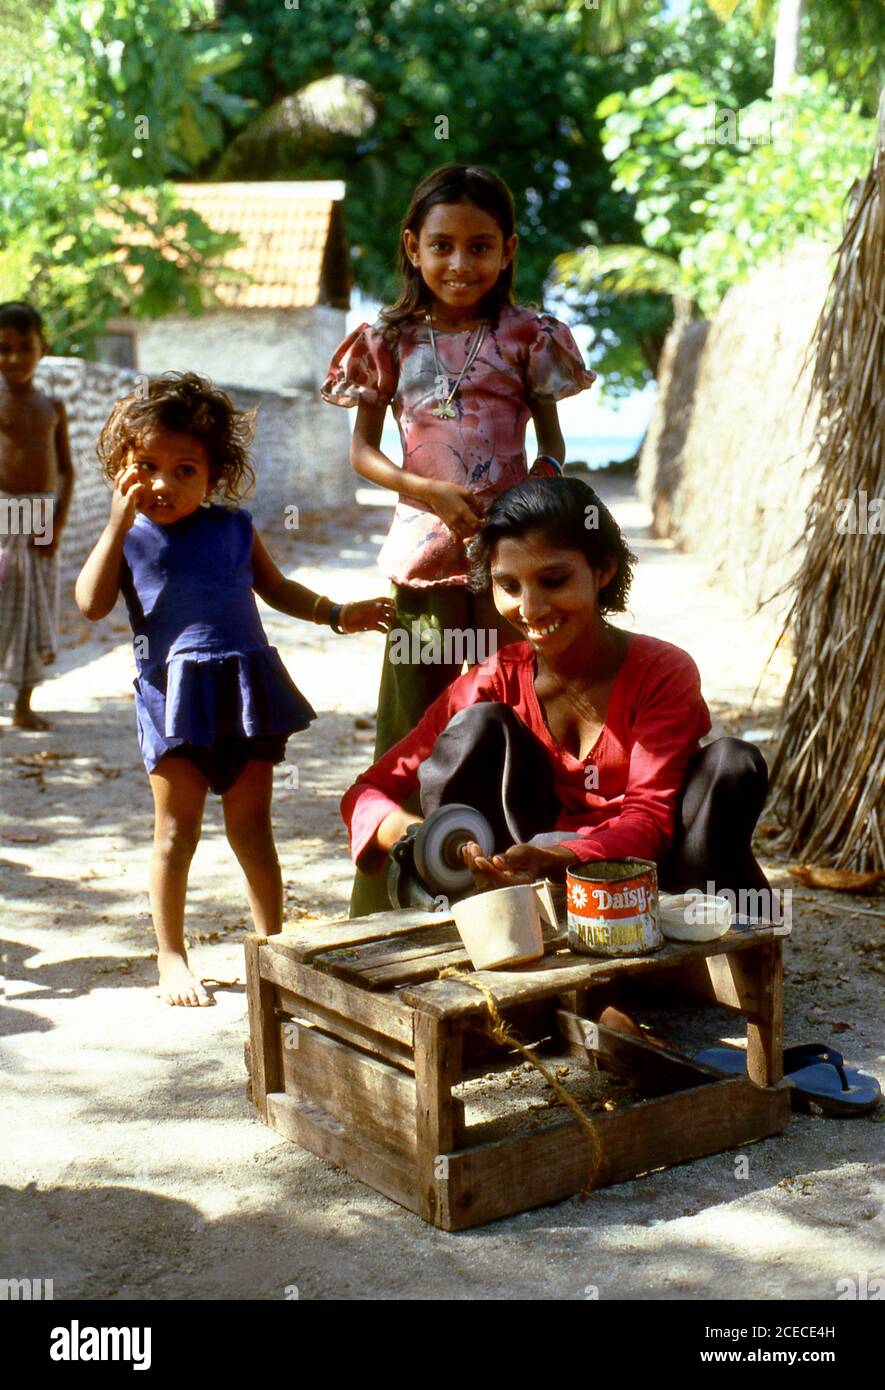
{"left": 556, "top": 434, "right": 642, "bottom": 468}
{"left": 380, "top": 429, "right": 642, "bottom": 470}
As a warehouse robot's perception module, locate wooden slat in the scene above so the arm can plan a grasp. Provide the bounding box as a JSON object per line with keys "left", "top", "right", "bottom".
{"left": 442, "top": 1076, "right": 791, "bottom": 1231}
{"left": 414, "top": 1012, "right": 460, "bottom": 1227}
{"left": 266, "top": 1093, "right": 420, "bottom": 1216}
{"left": 279, "top": 1020, "right": 418, "bottom": 1156}
{"left": 355, "top": 947, "right": 472, "bottom": 991}
{"left": 747, "top": 941, "right": 784, "bottom": 1085}
{"left": 244, "top": 936, "right": 281, "bottom": 1121}
{"left": 274, "top": 908, "right": 454, "bottom": 961}
{"left": 347, "top": 930, "right": 570, "bottom": 991}
{"left": 401, "top": 931, "right": 780, "bottom": 1020}
{"left": 274, "top": 985, "right": 415, "bottom": 1072}
{"left": 556, "top": 1011, "right": 726, "bottom": 1091}
{"left": 316, "top": 926, "right": 569, "bottom": 991}
{"left": 319, "top": 939, "right": 467, "bottom": 985}
{"left": 315, "top": 926, "right": 460, "bottom": 974}
{"left": 259, "top": 943, "right": 414, "bottom": 1044}
{"left": 645, "top": 940, "right": 769, "bottom": 1017}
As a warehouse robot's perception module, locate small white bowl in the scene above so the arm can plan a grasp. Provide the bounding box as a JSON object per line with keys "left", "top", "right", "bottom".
{"left": 659, "top": 892, "right": 733, "bottom": 942}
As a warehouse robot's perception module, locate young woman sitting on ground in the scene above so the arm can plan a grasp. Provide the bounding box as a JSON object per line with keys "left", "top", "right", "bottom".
{"left": 341, "top": 475, "right": 772, "bottom": 915}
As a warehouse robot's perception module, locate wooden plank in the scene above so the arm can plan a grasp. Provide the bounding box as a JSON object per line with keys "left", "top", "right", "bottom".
{"left": 266, "top": 1092, "right": 420, "bottom": 1217}
{"left": 401, "top": 931, "right": 778, "bottom": 1020}
{"left": 245, "top": 936, "right": 281, "bottom": 1122}
{"left": 318, "top": 939, "right": 467, "bottom": 986}
{"left": 274, "top": 908, "right": 454, "bottom": 961}
{"left": 259, "top": 944, "right": 415, "bottom": 1044}
{"left": 274, "top": 985, "right": 415, "bottom": 1072}
{"left": 442, "top": 1075, "right": 792, "bottom": 1230}
{"left": 747, "top": 941, "right": 784, "bottom": 1086}
{"left": 556, "top": 1011, "right": 725, "bottom": 1091}
{"left": 315, "top": 926, "right": 461, "bottom": 974}
{"left": 319, "top": 927, "right": 569, "bottom": 992}
{"left": 355, "top": 929, "right": 569, "bottom": 992}
{"left": 414, "top": 1012, "right": 460, "bottom": 1227}
{"left": 357, "top": 947, "right": 472, "bottom": 990}
{"left": 279, "top": 1020, "right": 418, "bottom": 1157}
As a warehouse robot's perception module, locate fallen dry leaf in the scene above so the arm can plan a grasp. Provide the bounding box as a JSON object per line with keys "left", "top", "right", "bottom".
{"left": 13, "top": 750, "right": 73, "bottom": 766}
{"left": 788, "top": 864, "right": 885, "bottom": 893}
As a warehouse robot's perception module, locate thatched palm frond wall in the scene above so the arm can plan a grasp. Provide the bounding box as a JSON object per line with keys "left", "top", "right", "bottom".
{"left": 769, "top": 95, "right": 885, "bottom": 870}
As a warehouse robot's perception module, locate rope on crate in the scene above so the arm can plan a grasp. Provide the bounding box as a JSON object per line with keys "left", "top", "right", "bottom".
{"left": 438, "top": 966, "right": 602, "bottom": 1197}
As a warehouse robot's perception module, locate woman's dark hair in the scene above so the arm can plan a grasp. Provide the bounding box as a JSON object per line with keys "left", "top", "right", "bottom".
{"left": 0, "top": 301, "right": 45, "bottom": 337}
{"left": 98, "top": 371, "right": 255, "bottom": 503}
{"left": 468, "top": 476, "right": 636, "bottom": 613}
{"left": 380, "top": 164, "right": 516, "bottom": 335}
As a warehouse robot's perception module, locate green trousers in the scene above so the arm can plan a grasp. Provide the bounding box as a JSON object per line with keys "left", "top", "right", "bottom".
{"left": 348, "top": 583, "right": 520, "bottom": 918}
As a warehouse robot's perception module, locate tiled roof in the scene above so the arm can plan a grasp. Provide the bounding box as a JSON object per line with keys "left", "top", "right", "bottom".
{"left": 173, "top": 181, "right": 348, "bottom": 309}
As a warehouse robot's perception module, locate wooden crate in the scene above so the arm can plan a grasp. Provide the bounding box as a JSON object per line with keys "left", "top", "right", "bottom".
{"left": 245, "top": 906, "right": 791, "bottom": 1230}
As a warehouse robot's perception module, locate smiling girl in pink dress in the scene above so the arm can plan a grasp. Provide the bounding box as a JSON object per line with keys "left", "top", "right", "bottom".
{"left": 322, "top": 163, "right": 597, "bottom": 915}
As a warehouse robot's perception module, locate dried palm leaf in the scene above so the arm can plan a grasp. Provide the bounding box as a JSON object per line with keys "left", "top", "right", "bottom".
{"left": 769, "top": 89, "right": 885, "bottom": 870}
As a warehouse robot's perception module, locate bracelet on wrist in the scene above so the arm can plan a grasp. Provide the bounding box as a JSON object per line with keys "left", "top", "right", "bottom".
{"left": 529, "top": 455, "right": 564, "bottom": 478}
{"left": 328, "top": 602, "right": 348, "bottom": 634}
{"left": 311, "top": 593, "right": 329, "bottom": 623}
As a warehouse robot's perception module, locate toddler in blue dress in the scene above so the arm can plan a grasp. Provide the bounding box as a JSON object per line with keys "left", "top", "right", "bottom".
{"left": 76, "top": 372, "right": 395, "bottom": 1007}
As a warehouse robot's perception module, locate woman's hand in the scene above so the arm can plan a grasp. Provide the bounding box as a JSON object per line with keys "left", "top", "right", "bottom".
{"left": 339, "top": 596, "right": 397, "bottom": 634}
{"left": 423, "top": 480, "right": 486, "bottom": 543}
{"left": 461, "top": 840, "right": 574, "bottom": 889}
{"left": 110, "top": 464, "right": 146, "bottom": 533}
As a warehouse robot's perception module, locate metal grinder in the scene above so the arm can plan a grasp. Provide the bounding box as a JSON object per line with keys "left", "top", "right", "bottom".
{"left": 387, "top": 803, "right": 495, "bottom": 909}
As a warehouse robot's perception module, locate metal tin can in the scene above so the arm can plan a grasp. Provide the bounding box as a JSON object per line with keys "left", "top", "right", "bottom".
{"left": 566, "top": 858, "right": 663, "bottom": 957}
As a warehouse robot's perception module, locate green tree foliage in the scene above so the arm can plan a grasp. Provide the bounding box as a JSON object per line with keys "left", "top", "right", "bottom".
{"left": 212, "top": 0, "right": 778, "bottom": 393}
{"left": 213, "top": 0, "right": 641, "bottom": 309}
{"left": 0, "top": 0, "right": 248, "bottom": 355}
{"left": 557, "top": 69, "right": 874, "bottom": 323}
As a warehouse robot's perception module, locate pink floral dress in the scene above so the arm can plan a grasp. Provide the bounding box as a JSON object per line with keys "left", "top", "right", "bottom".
{"left": 321, "top": 305, "right": 597, "bottom": 588}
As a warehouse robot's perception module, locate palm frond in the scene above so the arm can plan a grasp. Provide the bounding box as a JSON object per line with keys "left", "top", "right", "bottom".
{"left": 215, "top": 75, "right": 376, "bottom": 179}
{"left": 769, "top": 86, "right": 885, "bottom": 869}
{"left": 554, "top": 243, "right": 689, "bottom": 298}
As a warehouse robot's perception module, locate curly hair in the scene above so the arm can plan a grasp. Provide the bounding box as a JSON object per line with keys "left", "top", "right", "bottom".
{"left": 97, "top": 372, "right": 256, "bottom": 503}
{"left": 467, "top": 476, "right": 636, "bottom": 614}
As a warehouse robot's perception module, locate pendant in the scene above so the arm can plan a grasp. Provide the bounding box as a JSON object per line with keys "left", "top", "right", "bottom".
{"left": 432, "top": 401, "right": 457, "bottom": 419}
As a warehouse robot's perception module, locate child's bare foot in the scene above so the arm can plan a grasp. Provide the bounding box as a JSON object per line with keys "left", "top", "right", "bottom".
{"left": 157, "top": 953, "right": 214, "bottom": 1007}
{"left": 13, "top": 706, "right": 51, "bottom": 731}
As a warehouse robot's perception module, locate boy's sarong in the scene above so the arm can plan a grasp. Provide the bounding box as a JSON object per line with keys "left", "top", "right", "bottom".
{"left": 0, "top": 507, "right": 60, "bottom": 691}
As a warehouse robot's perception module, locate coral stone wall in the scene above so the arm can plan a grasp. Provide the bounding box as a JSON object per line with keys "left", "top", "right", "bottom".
{"left": 638, "top": 243, "right": 833, "bottom": 622}
{"left": 34, "top": 356, "right": 352, "bottom": 586}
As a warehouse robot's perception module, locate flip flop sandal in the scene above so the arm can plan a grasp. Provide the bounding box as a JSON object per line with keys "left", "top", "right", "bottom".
{"left": 694, "top": 1044, "right": 882, "bottom": 1117}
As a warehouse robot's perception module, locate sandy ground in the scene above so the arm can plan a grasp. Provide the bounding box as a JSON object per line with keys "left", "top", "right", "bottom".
{"left": 2, "top": 476, "right": 882, "bottom": 1301}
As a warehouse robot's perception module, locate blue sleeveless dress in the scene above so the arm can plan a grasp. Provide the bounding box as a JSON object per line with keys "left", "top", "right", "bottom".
{"left": 121, "top": 506, "right": 315, "bottom": 785}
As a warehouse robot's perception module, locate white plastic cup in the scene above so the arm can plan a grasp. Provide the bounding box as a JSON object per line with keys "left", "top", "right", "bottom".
{"left": 452, "top": 879, "right": 557, "bottom": 970}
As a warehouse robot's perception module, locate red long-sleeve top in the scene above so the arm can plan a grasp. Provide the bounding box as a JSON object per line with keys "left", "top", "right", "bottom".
{"left": 341, "top": 634, "right": 712, "bottom": 872}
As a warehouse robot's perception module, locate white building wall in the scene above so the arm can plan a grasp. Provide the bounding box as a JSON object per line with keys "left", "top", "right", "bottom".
{"left": 135, "top": 306, "right": 347, "bottom": 393}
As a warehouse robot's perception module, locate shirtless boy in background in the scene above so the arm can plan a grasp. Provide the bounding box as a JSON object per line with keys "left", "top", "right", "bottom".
{"left": 0, "top": 302, "right": 74, "bottom": 729}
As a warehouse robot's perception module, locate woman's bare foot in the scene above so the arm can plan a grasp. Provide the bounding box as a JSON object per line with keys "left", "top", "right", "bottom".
{"left": 157, "top": 952, "right": 213, "bottom": 1007}
{"left": 598, "top": 1004, "right": 678, "bottom": 1052}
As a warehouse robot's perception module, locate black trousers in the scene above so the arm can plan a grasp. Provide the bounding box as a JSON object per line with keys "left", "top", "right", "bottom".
{"left": 418, "top": 702, "right": 771, "bottom": 898}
